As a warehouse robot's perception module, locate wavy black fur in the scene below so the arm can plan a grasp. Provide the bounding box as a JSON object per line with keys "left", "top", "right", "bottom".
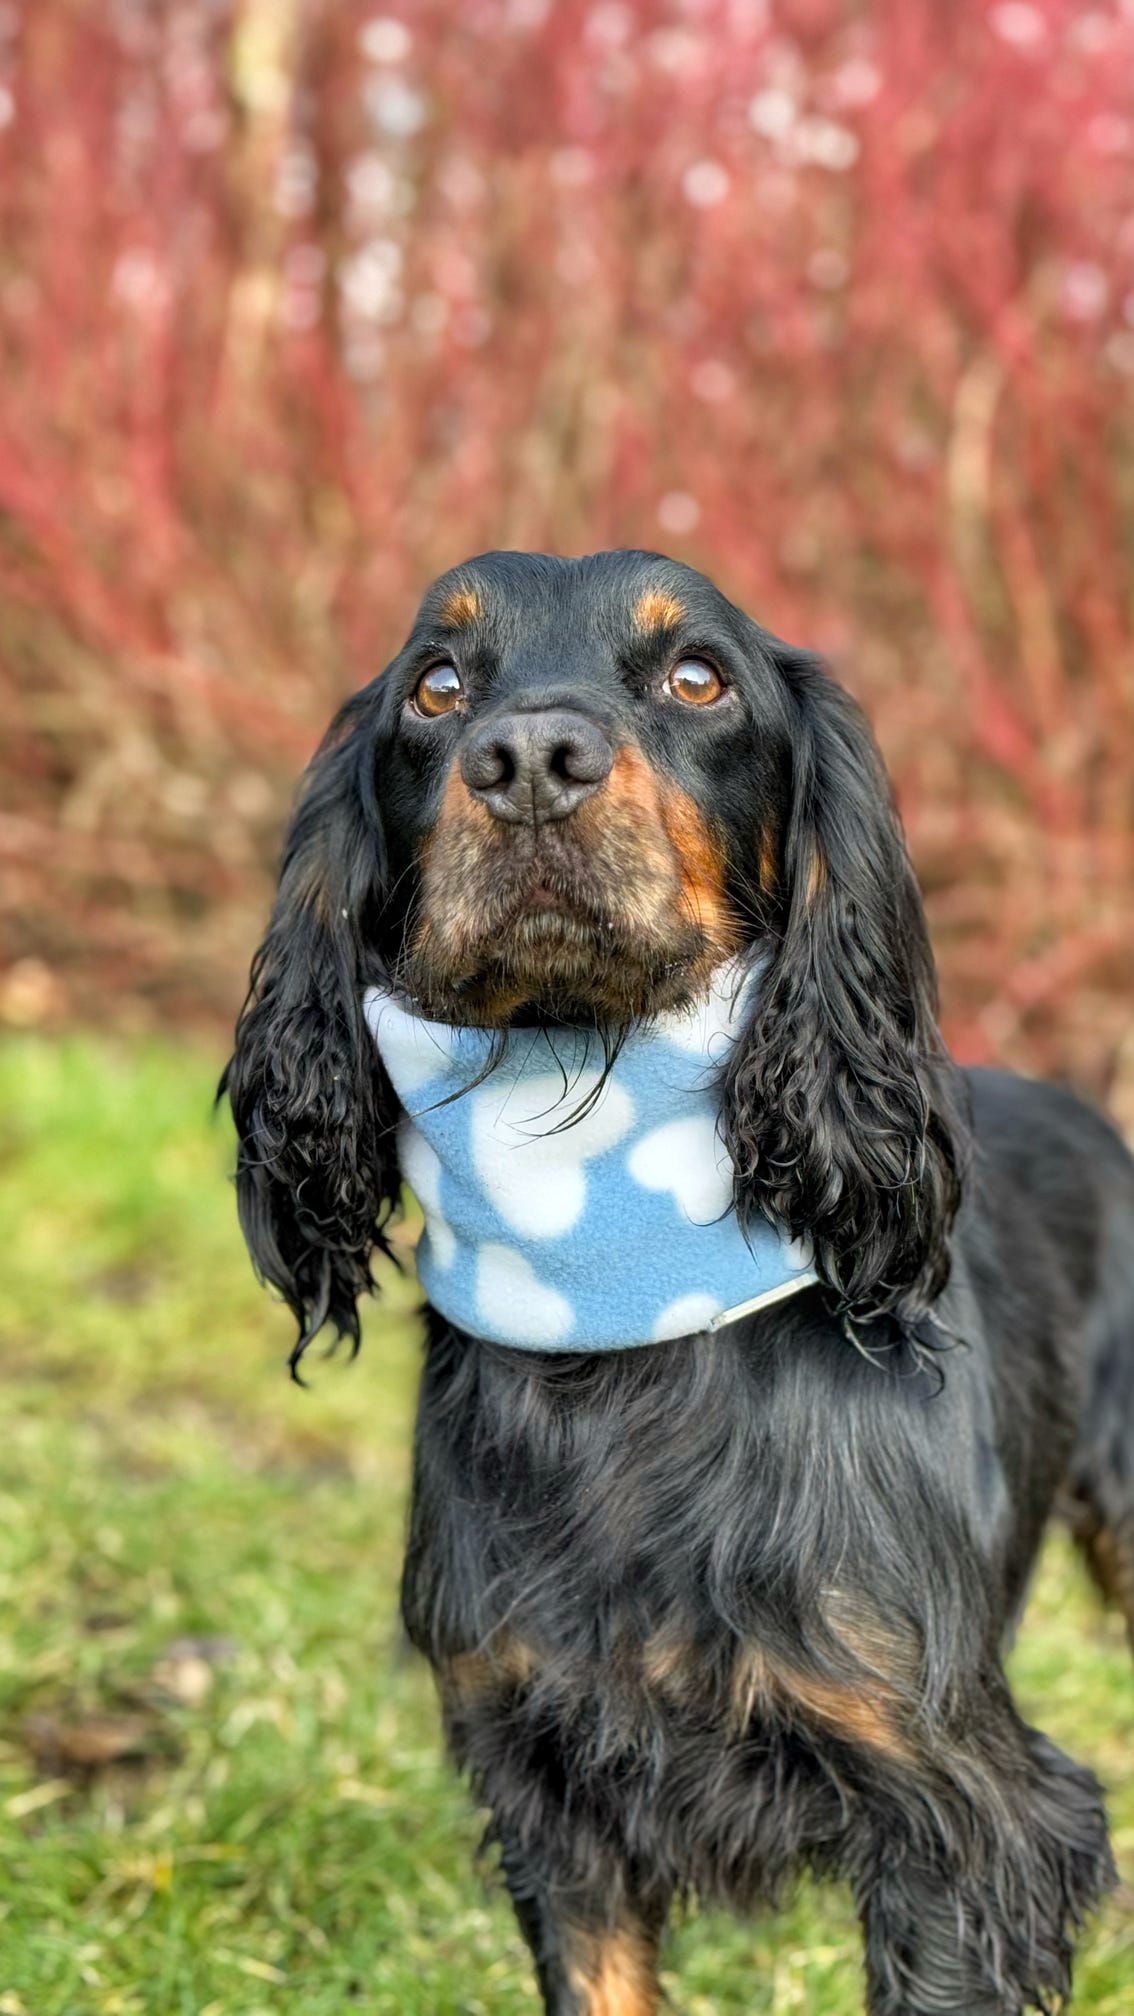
{"left": 225, "top": 551, "right": 1133, "bottom": 2014}
{"left": 221, "top": 687, "right": 403, "bottom": 1366}
{"left": 720, "top": 647, "right": 966, "bottom": 1325}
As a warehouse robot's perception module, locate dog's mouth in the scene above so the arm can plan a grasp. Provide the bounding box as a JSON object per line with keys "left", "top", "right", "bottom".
{"left": 403, "top": 846, "right": 694, "bottom": 1026}
{"left": 397, "top": 755, "right": 744, "bottom": 1027}
{"left": 509, "top": 873, "right": 585, "bottom": 918}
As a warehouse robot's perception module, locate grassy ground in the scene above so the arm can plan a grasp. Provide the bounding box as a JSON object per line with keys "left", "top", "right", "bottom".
{"left": 0, "top": 1038, "right": 1130, "bottom": 2016}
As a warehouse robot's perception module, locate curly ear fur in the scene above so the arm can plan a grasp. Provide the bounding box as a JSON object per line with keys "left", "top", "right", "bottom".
{"left": 221, "top": 692, "right": 401, "bottom": 1373}
{"left": 722, "top": 647, "right": 968, "bottom": 1326}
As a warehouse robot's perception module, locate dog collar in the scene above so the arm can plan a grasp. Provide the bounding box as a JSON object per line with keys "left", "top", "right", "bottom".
{"left": 364, "top": 962, "right": 818, "bottom": 1353}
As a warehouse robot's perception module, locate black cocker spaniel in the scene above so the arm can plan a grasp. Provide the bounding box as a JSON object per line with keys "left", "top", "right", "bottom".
{"left": 225, "top": 550, "right": 1134, "bottom": 2016}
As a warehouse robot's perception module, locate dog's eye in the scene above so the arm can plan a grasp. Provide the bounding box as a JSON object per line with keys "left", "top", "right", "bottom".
{"left": 412, "top": 663, "right": 465, "bottom": 717}
{"left": 664, "top": 659, "right": 725, "bottom": 706}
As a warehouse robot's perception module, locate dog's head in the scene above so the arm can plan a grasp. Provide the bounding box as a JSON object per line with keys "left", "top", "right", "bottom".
{"left": 224, "top": 550, "right": 965, "bottom": 1366}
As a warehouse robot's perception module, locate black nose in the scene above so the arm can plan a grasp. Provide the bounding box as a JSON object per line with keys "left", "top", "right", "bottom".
{"left": 460, "top": 709, "right": 613, "bottom": 824}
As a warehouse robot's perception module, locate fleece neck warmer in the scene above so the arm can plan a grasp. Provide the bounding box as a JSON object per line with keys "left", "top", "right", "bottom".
{"left": 363, "top": 962, "right": 818, "bottom": 1354}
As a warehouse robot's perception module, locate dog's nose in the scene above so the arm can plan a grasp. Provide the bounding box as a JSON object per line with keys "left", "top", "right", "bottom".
{"left": 460, "top": 710, "right": 613, "bottom": 823}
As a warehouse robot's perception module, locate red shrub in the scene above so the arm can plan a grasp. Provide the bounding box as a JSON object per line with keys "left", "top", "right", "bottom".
{"left": 1, "top": 0, "right": 1131, "bottom": 1102}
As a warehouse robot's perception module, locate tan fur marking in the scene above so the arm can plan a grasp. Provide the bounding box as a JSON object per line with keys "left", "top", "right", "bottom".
{"left": 565, "top": 1924, "right": 661, "bottom": 2016}
{"left": 805, "top": 845, "right": 826, "bottom": 904}
{"left": 772, "top": 1667, "right": 913, "bottom": 1762}
{"left": 437, "top": 585, "right": 482, "bottom": 627}
{"left": 731, "top": 1601, "right": 919, "bottom": 1763}
{"left": 441, "top": 1630, "right": 539, "bottom": 1706}
{"left": 602, "top": 742, "right": 663, "bottom": 820}
{"left": 412, "top": 764, "right": 501, "bottom": 967}
{"left": 631, "top": 587, "right": 685, "bottom": 634}
{"left": 822, "top": 1589, "right": 922, "bottom": 1688}
{"left": 757, "top": 830, "right": 778, "bottom": 891}
{"left": 729, "top": 1643, "right": 773, "bottom": 1731}
{"left": 656, "top": 777, "right": 742, "bottom": 965}
{"left": 640, "top": 1629, "right": 704, "bottom": 1702}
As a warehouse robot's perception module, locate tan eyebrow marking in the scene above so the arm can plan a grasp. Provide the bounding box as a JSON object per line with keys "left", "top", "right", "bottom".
{"left": 631, "top": 587, "right": 685, "bottom": 634}
{"left": 436, "top": 585, "right": 483, "bottom": 628}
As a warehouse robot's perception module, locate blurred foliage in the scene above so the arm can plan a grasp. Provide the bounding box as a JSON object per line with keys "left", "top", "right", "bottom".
{"left": 0, "top": 1036, "right": 1130, "bottom": 2011}
{"left": 0, "top": 0, "right": 1131, "bottom": 1101}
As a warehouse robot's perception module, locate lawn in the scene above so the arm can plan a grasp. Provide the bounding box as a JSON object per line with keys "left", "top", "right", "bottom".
{"left": 0, "top": 1038, "right": 1130, "bottom": 2016}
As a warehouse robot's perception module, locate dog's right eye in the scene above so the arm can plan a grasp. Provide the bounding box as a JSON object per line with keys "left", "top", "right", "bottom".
{"left": 412, "top": 663, "right": 465, "bottom": 717}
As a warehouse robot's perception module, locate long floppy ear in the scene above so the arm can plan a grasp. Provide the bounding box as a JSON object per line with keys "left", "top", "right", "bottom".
{"left": 221, "top": 690, "right": 402, "bottom": 1373}
{"left": 721, "top": 646, "right": 968, "bottom": 1326}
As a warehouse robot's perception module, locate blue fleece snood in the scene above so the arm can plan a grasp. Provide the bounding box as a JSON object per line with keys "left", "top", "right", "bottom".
{"left": 364, "top": 962, "right": 817, "bottom": 1353}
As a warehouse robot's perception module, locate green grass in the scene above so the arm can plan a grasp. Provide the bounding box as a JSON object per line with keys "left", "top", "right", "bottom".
{"left": 0, "top": 1037, "right": 1129, "bottom": 2015}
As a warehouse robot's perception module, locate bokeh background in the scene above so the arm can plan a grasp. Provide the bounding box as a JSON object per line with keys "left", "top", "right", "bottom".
{"left": 4, "top": 0, "right": 1134, "bottom": 1094}
{"left": 0, "top": 3, "right": 1132, "bottom": 2012}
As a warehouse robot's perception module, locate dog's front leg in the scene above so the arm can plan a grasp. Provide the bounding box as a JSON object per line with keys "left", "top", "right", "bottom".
{"left": 433, "top": 1627, "right": 672, "bottom": 2013}
{"left": 859, "top": 1861, "right": 1013, "bottom": 2016}
{"left": 853, "top": 1706, "right": 1112, "bottom": 2016}
{"left": 495, "top": 1828, "right": 668, "bottom": 2016}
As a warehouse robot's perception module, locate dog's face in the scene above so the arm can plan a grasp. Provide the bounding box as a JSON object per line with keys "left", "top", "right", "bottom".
{"left": 371, "top": 551, "right": 790, "bottom": 1025}
{"left": 225, "top": 548, "right": 965, "bottom": 1364}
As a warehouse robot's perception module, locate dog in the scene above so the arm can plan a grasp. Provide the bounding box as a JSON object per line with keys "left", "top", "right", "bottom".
{"left": 224, "top": 549, "right": 1134, "bottom": 2015}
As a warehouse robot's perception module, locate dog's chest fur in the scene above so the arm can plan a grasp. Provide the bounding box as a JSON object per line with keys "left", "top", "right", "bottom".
{"left": 401, "top": 1300, "right": 987, "bottom": 1908}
